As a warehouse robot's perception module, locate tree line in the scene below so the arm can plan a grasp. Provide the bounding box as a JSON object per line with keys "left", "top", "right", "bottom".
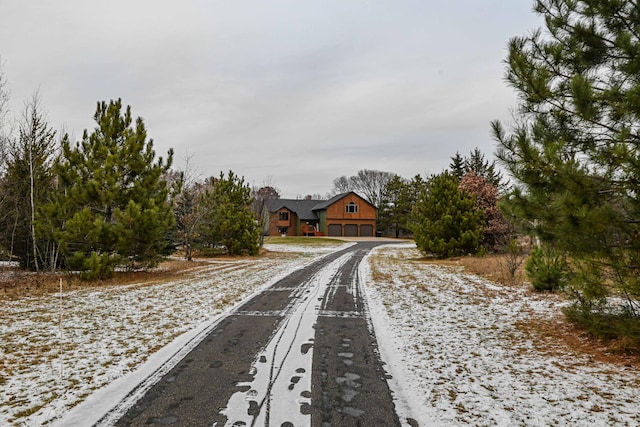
{"left": 330, "top": 147, "right": 509, "bottom": 257}
{"left": 363, "top": 148, "right": 512, "bottom": 257}
{"left": 0, "top": 72, "right": 515, "bottom": 279}
{"left": 0, "top": 83, "right": 260, "bottom": 278}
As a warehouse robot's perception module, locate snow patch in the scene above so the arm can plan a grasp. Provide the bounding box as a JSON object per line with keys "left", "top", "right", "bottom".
{"left": 1, "top": 248, "right": 340, "bottom": 427}
{"left": 361, "top": 244, "right": 640, "bottom": 426}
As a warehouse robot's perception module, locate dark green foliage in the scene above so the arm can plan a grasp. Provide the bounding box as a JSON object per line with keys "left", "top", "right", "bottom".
{"left": 51, "top": 99, "right": 174, "bottom": 276}
{"left": 410, "top": 172, "right": 484, "bottom": 258}
{"left": 449, "top": 148, "right": 503, "bottom": 189}
{"left": 564, "top": 304, "right": 640, "bottom": 351}
{"left": 378, "top": 175, "right": 415, "bottom": 238}
{"left": 525, "top": 245, "right": 568, "bottom": 292}
{"left": 449, "top": 152, "right": 465, "bottom": 181}
{"left": 71, "top": 250, "right": 116, "bottom": 280}
{"left": 197, "top": 171, "right": 260, "bottom": 256}
{"left": 493, "top": 0, "right": 640, "bottom": 342}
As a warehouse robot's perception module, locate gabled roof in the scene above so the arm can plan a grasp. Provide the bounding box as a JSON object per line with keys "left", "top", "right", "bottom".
{"left": 311, "top": 192, "right": 352, "bottom": 210}
{"left": 265, "top": 198, "right": 320, "bottom": 221}
{"left": 311, "top": 191, "right": 377, "bottom": 210}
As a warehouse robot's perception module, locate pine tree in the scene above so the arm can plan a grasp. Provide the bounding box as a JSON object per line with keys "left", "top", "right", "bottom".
{"left": 449, "top": 151, "right": 465, "bottom": 180}
{"left": 410, "top": 172, "right": 483, "bottom": 258}
{"left": 493, "top": 1, "right": 640, "bottom": 335}
{"left": 449, "top": 148, "right": 504, "bottom": 189}
{"left": 52, "top": 99, "right": 174, "bottom": 276}
{"left": 197, "top": 171, "right": 260, "bottom": 256}
{"left": 378, "top": 175, "right": 414, "bottom": 238}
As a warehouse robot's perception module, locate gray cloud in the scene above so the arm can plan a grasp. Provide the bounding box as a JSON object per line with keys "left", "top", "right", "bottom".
{"left": 1, "top": 0, "right": 540, "bottom": 197}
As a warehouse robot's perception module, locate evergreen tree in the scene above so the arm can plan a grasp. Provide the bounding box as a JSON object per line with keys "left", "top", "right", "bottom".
{"left": 410, "top": 172, "right": 483, "bottom": 258}
{"left": 0, "top": 93, "right": 57, "bottom": 270}
{"left": 449, "top": 147, "right": 504, "bottom": 188}
{"left": 466, "top": 148, "right": 502, "bottom": 187}
{"left": 493, "top": 1, "right": 640, "bottom": 333}
{"left": 449, "top": 151, "right": 465, "bottom": 180}
{"left": 378, "top": 175, "right": 414, "bottom": 238}
{"left": 52, "top": 99, "right": 174, "bottom": 276}
{"left": 197, "top": 171, "right": 260, "bottom": 256}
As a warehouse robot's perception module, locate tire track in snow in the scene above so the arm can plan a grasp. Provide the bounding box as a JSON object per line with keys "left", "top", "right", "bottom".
{"left": 220, "top": 252, "right": 355, "bottom": 427}
{"left": 80, "top": 242, "right": 396, "bottom": 427}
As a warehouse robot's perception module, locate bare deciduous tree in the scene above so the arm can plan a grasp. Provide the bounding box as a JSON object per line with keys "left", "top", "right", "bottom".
{"left": 252, "top": 177, "right": 281, "bottom": 241}
{"left": 173, "top": 153, "right": 206, "bottom": 261}
{"left": 332, "top": 169, "right": 396, "bottom": 208}
{"left": 0, "top": 58, "right": 10, "bottom": 174}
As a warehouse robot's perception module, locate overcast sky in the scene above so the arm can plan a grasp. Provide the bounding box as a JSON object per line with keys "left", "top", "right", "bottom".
{"left": 0, "top": 1, "right": 541, "bottom": 198}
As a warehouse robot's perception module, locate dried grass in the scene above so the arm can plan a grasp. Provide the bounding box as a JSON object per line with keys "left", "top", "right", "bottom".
{"left": 427, "top": 253, "right": 640, "bottom": 369}
{"left": 428, "top": 253, "right": 528, "bottom": 287}
{"left": 0, "top": 257, "right": 231, "bottom": 301}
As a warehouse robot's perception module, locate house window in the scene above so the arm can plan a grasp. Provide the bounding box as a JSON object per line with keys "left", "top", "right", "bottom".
{"left": 279, "top": 211, "right": 289, "bottom": 221}
{"left": 346, "top": 202, "right": 358, "bottom": 213}
{"left": 278, "top": 227, "right": 289, "bottom": 235}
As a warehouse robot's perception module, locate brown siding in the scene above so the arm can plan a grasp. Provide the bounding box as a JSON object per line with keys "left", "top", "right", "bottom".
{"left": 268, "top": 208, "right": 298, "bottom": 236}
{"left": 323, "top": 193, "right": 376, "bottom": 236}
{"left": 325, "top": 193, "right": 377, "bottom": 221}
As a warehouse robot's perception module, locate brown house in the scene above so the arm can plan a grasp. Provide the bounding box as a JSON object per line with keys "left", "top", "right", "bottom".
{"left": 265, "top": 192, "right": 377, "bottom": 237}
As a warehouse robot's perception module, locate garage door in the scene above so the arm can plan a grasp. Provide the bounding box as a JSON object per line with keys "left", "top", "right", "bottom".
{"left": 360, "top": 224, "right": 374, "bottom": 237}
{"left": 328, "top": 224, "right": 342, "bottom": 236}
{"left": 344, "top": 224, "right": 358, "bottom": 237}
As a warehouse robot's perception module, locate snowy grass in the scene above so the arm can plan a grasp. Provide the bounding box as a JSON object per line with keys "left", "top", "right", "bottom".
{"left": 362, "top": 244, "right": 640, "bottom": 426}
{"left": 0, "top": 245, "right": 345, "bottom": 426}
{"left": 4, "top": 241, "right": 640, "bottom": 426}
{"left": 261, "top": 238, "right": 353, "bottom": 253}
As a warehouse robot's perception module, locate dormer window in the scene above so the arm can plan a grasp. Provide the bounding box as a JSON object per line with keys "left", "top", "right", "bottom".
{"left": 346, "top": 202, "right": 358, "bottom": 213}
{"left": 279, "top": 211, "right": 289, "bottom": 221}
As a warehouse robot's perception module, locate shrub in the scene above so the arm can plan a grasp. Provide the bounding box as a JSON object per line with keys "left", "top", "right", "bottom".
{"left": 500, "top": 238, "right": 526, "bottom": 284}
{"left": 410, "top": 172, "right": 484, "bottom": 258}
{"left": 525, "top": 244, "right": 567, "bottom": 291}
{"left": 69, "top": 251, "right": 116, "bottom": 280}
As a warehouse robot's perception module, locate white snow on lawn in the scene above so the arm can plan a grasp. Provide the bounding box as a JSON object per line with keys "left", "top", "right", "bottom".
{"left": 4, "top": 241, "right": 640, "bottom": 426}
{"left": 0, "top": 244, "right": 347, "bottom": 427}
{"left": 361, "top": 244, "right": 640, "bottom": 426}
